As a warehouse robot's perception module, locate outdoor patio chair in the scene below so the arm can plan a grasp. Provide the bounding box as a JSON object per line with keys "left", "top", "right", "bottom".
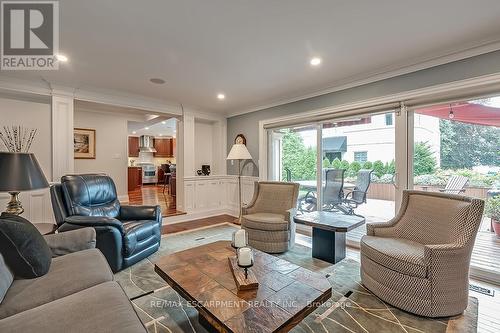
{"left": 342, "top": 169, "right": 373, "bottom": 214}
{"left": 298, "top": 169, "right": 346, "bottom": 213}
{"left": 440, "top": 175, "right": 469, "bottom": 194}
{"left": 323, "top": 168, "right": 346, "bottom": 211}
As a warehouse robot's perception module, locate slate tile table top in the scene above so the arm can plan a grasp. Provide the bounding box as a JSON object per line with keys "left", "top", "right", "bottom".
{"left": 154, "top": 240, "right": 332, "bottom": 333}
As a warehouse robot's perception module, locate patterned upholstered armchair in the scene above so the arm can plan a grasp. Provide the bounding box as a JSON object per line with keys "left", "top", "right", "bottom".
{"left": 360, "top": 190, "right": 484, "bottom": 317}
{"left": 241, "top": 181, "right": 299, "bottom": 253}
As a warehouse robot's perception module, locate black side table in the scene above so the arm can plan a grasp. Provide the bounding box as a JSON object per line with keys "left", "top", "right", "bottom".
{"left": 294, "top": 211, "right": 365, "bottom": 264}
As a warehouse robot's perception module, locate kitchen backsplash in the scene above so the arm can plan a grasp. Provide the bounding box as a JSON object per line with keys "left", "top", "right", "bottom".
{"left": 128, "top": 155, "right": 176, "bottom": 166}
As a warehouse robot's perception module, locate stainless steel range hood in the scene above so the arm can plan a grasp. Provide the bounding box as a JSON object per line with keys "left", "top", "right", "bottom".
{"left": 139, "top": 135, "right": 157, "bottom": 153}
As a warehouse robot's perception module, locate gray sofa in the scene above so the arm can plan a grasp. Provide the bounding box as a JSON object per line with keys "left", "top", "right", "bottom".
{"left": 0, "top": 228, "right": 147, "bottom": 332}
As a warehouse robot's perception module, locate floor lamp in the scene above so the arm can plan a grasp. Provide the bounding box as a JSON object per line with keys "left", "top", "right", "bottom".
{"left": 226, "top": 144, "right": 252, "bottom": 224}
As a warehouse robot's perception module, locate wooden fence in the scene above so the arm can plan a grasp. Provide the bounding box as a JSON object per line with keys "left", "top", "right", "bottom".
{"left": 367, "top": 183, "right": 490, "bottom": 201}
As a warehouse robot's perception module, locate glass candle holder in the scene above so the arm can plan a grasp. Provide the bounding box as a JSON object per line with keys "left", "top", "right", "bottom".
{"left": 231, "top": 229, "right": 248, "bottom": 249}
{"left": 237, "top": 246, "right": 254, "bottom": 279}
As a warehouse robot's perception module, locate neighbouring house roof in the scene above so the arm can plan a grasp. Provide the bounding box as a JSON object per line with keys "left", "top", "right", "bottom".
{"left": 322, "top": 136, "right": 347, "bottom": 152}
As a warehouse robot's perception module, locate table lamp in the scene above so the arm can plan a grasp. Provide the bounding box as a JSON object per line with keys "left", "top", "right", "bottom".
{"left": 0, "top": 152, "right": 49, "bottom": 215}
{"left": 226, "top": 144, "right": 252, "bottom": 222}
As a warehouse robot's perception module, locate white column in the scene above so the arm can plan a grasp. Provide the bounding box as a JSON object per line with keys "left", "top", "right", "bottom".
{"left": 51, "top": 91, "right": 74, "bottom": 181}
{"left": 175, "top": 118, "right": 185, "bottom": 211}
{"left": 182, "top": 113, "right": 195, "bottom": 177}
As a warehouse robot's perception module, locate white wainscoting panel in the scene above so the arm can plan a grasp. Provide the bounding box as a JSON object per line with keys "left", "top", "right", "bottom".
{"left": 179, "top": 175, "right": 258, "bottom": 219}
{"left": 0, "top": 188, "right": 55, "bottom": 223}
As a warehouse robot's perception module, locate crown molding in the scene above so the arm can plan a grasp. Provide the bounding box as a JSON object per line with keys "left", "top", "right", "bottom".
{"left": 0, "top": 76, "right": 185, "bottom": 116}
{"left": 74, "top": 88, "right": 183, "bottom": 116}
{"left": 226, "top": 38, "right": 500, "bottom": 118}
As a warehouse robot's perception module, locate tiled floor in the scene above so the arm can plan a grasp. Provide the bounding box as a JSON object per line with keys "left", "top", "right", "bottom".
{"left": 127, "top": 184, "right": 185, "bottom": 217}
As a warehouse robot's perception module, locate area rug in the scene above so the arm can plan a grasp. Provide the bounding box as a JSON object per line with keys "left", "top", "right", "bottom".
{"left": 115, "top": 223, "right": 478, "bottom": 333}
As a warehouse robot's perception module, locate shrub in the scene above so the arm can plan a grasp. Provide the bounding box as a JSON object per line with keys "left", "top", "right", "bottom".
{"left": 385, "top": 160, "right": 395, "bottom": 175}
{"left": 322, "top": 158, "right": 331, "bottom": 168}
{"left": 413, "top": 174, "right": 447, "bottom": 186}
{"left": 378, "top": 174, "right": 395, "bottom": 184}
{"left": 340, "top": 160, "right": 350, "bottom": 170}
{"left": 414, "top": 142, "right": 437, "bottom": 176}
{"left": 331, "top": 158, "right": 341, "bottom": 169}
{"left": 363, "top": 161, "right": 373, "bottom": 170}
{"left": 372, "top": 160, "right": 385, "bottom": 177}
{"left": 485, "top": 196, "right": 500, "bottom": 220}
{"left": 349, "top": 161, "right": 362, "bottom": 177}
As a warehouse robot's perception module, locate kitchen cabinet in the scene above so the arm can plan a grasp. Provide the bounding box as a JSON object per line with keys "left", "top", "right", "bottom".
{"left": 127, "top": 167, "right": 142, "bottom": 191}
{"left": 153, "top": 138, "right": 173, "bottom": 157}
{"left": 128, "top": 136, "right": 139, "bottom": 157}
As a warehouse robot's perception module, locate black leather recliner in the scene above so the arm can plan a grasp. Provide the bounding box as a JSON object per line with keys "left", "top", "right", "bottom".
{"left": 50, "top": 174, "right": 162, "bottom": 272}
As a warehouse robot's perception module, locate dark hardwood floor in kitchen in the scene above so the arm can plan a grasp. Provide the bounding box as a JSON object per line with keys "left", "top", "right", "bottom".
{"left": 127, "top": 184, "right": 184, "bottom": 217}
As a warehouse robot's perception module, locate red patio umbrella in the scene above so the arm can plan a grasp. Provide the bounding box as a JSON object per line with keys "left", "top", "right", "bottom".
{"left": 415, "top": 102, "right": 500, "bottom": 127}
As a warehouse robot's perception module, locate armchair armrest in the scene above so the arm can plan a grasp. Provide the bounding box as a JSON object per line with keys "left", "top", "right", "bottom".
{"left": 62, "top": 216, "right": 124, "bottom": 234}
{"left": 424, "top": 243, "right": 467, "bottom": 264}
{"left": 366, "top": 216, "right": 400, "bottom": 236}
{"left": 43, "top": 228, "right": 96, "bottom": 257}
{"left": 424, "top": 243, "right": 470, "bottom": 296}
{"left": 120, "top": 205, "right": 161, "bottom": 222}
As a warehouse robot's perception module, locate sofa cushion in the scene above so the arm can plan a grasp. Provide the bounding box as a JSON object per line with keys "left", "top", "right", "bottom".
{"left": 0, "top": 253, "right": 13, "bottom": 304}
{"left": 242, "top": 213, "right": 288, "bottom": 231}
{"left": 361, "top": 235, "right": 427, "bottom": 278}
{"left": 0, "top": 213, "right": 52, "bottom": 278}
{"left": 0, "top": 281, "right": 146, "bottom": 333}
{"left": 0, "top": 248, "right": 113, "bottom": 319}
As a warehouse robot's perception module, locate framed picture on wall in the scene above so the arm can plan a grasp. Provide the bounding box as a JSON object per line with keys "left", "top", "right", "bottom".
{"left": 74, "top": 128, "right": 96, "bottom": 159}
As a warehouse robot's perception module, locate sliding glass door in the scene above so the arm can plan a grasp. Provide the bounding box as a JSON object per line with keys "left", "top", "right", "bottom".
{"left": 267, "top": 110, "right": 403, "bottom": 245}
{"left": 320, "top": 113, "right": 398, "bottom": 244}
{"left": 409, "top": 95, "right": 500, "bottom": 282}
{"left": 268, "top": 125, "right": 318, "bottom": 212}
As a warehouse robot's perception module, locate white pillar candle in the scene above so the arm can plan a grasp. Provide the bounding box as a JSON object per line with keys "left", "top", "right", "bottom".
{"left": 238, "top": 247, "right": 252, "bottom": 266}
{"left": 234, "top": 229, "right": 247, "bottom": 248}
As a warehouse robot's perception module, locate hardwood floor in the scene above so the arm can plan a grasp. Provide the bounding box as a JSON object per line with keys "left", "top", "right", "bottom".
{"left": 127, "top": 184, "right": 185, "bottom": 217}
{"left": 167, "top": 216, "right": 500, "bottom": 332}
{"left": 162, "top": 214, "right": 236, "bottom": 234}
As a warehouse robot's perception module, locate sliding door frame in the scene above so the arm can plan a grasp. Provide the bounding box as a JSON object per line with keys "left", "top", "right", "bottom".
{"left": 259, "top": 72, "right": 500, "bottom": 181}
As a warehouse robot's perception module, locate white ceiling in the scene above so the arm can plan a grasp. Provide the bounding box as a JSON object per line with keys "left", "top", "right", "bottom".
{"left": 2, "top": 0, "right": 500, "bottom": 116}
{"left": 128, "top": 118, "right": 177, "bottom": 137}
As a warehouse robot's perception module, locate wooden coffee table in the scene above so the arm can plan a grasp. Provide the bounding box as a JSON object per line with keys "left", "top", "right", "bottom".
{"left": 154, "top": 241, "right": 331, "bottom": 333}
{"left": 294, "top": 211, "right": 365, "bottom": 264}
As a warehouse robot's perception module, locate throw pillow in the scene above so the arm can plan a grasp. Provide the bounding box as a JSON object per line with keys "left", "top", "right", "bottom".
{"left": 0, "top": 213, "right": 52, "bottom": 278}
{"left": 0, "top": 253, "right": 14, "bottom": 303}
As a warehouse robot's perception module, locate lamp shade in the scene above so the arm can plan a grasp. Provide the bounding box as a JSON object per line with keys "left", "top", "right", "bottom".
{"left": 0, "top": 152, "right": 49, "bottom": 192}
{"left": 226, "top": 144, "right": 252, "bottom": 160}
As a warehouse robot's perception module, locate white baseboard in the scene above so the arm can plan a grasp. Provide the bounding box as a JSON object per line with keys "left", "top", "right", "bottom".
{"left": 118, "top": 194, "right": 130, "bottom": 203}
{"left": 163, "top": 209, "right": 237, "bottom": 224}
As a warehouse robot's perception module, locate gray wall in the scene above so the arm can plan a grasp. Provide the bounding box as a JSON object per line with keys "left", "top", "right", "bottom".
{"left": 227, "top": 50, "right": 500, "bottom": 176}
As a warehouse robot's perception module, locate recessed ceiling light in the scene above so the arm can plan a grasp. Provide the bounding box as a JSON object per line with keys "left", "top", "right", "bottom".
{"left": 310, "top": 57, "right": 322, "bottom": 66}
{"left": 132, "top": 131, "right": 136, "bottom": 134}
{"left": 56, "top": 54, "right": 68, "bottom": 62}
{"left": 150, "top": 78, "right": 166, "bottom": 84}
{"left": 158, "top": 134, "right": 163, "bottom": 136}
{"left": 145, "top": 127, "right": 149, "bottom": 130}
{"left": 217, "top": 93, "right": 225, "bottom": 100}
{"left": 161, "top": 121, "right": 166, "bottom": 124}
